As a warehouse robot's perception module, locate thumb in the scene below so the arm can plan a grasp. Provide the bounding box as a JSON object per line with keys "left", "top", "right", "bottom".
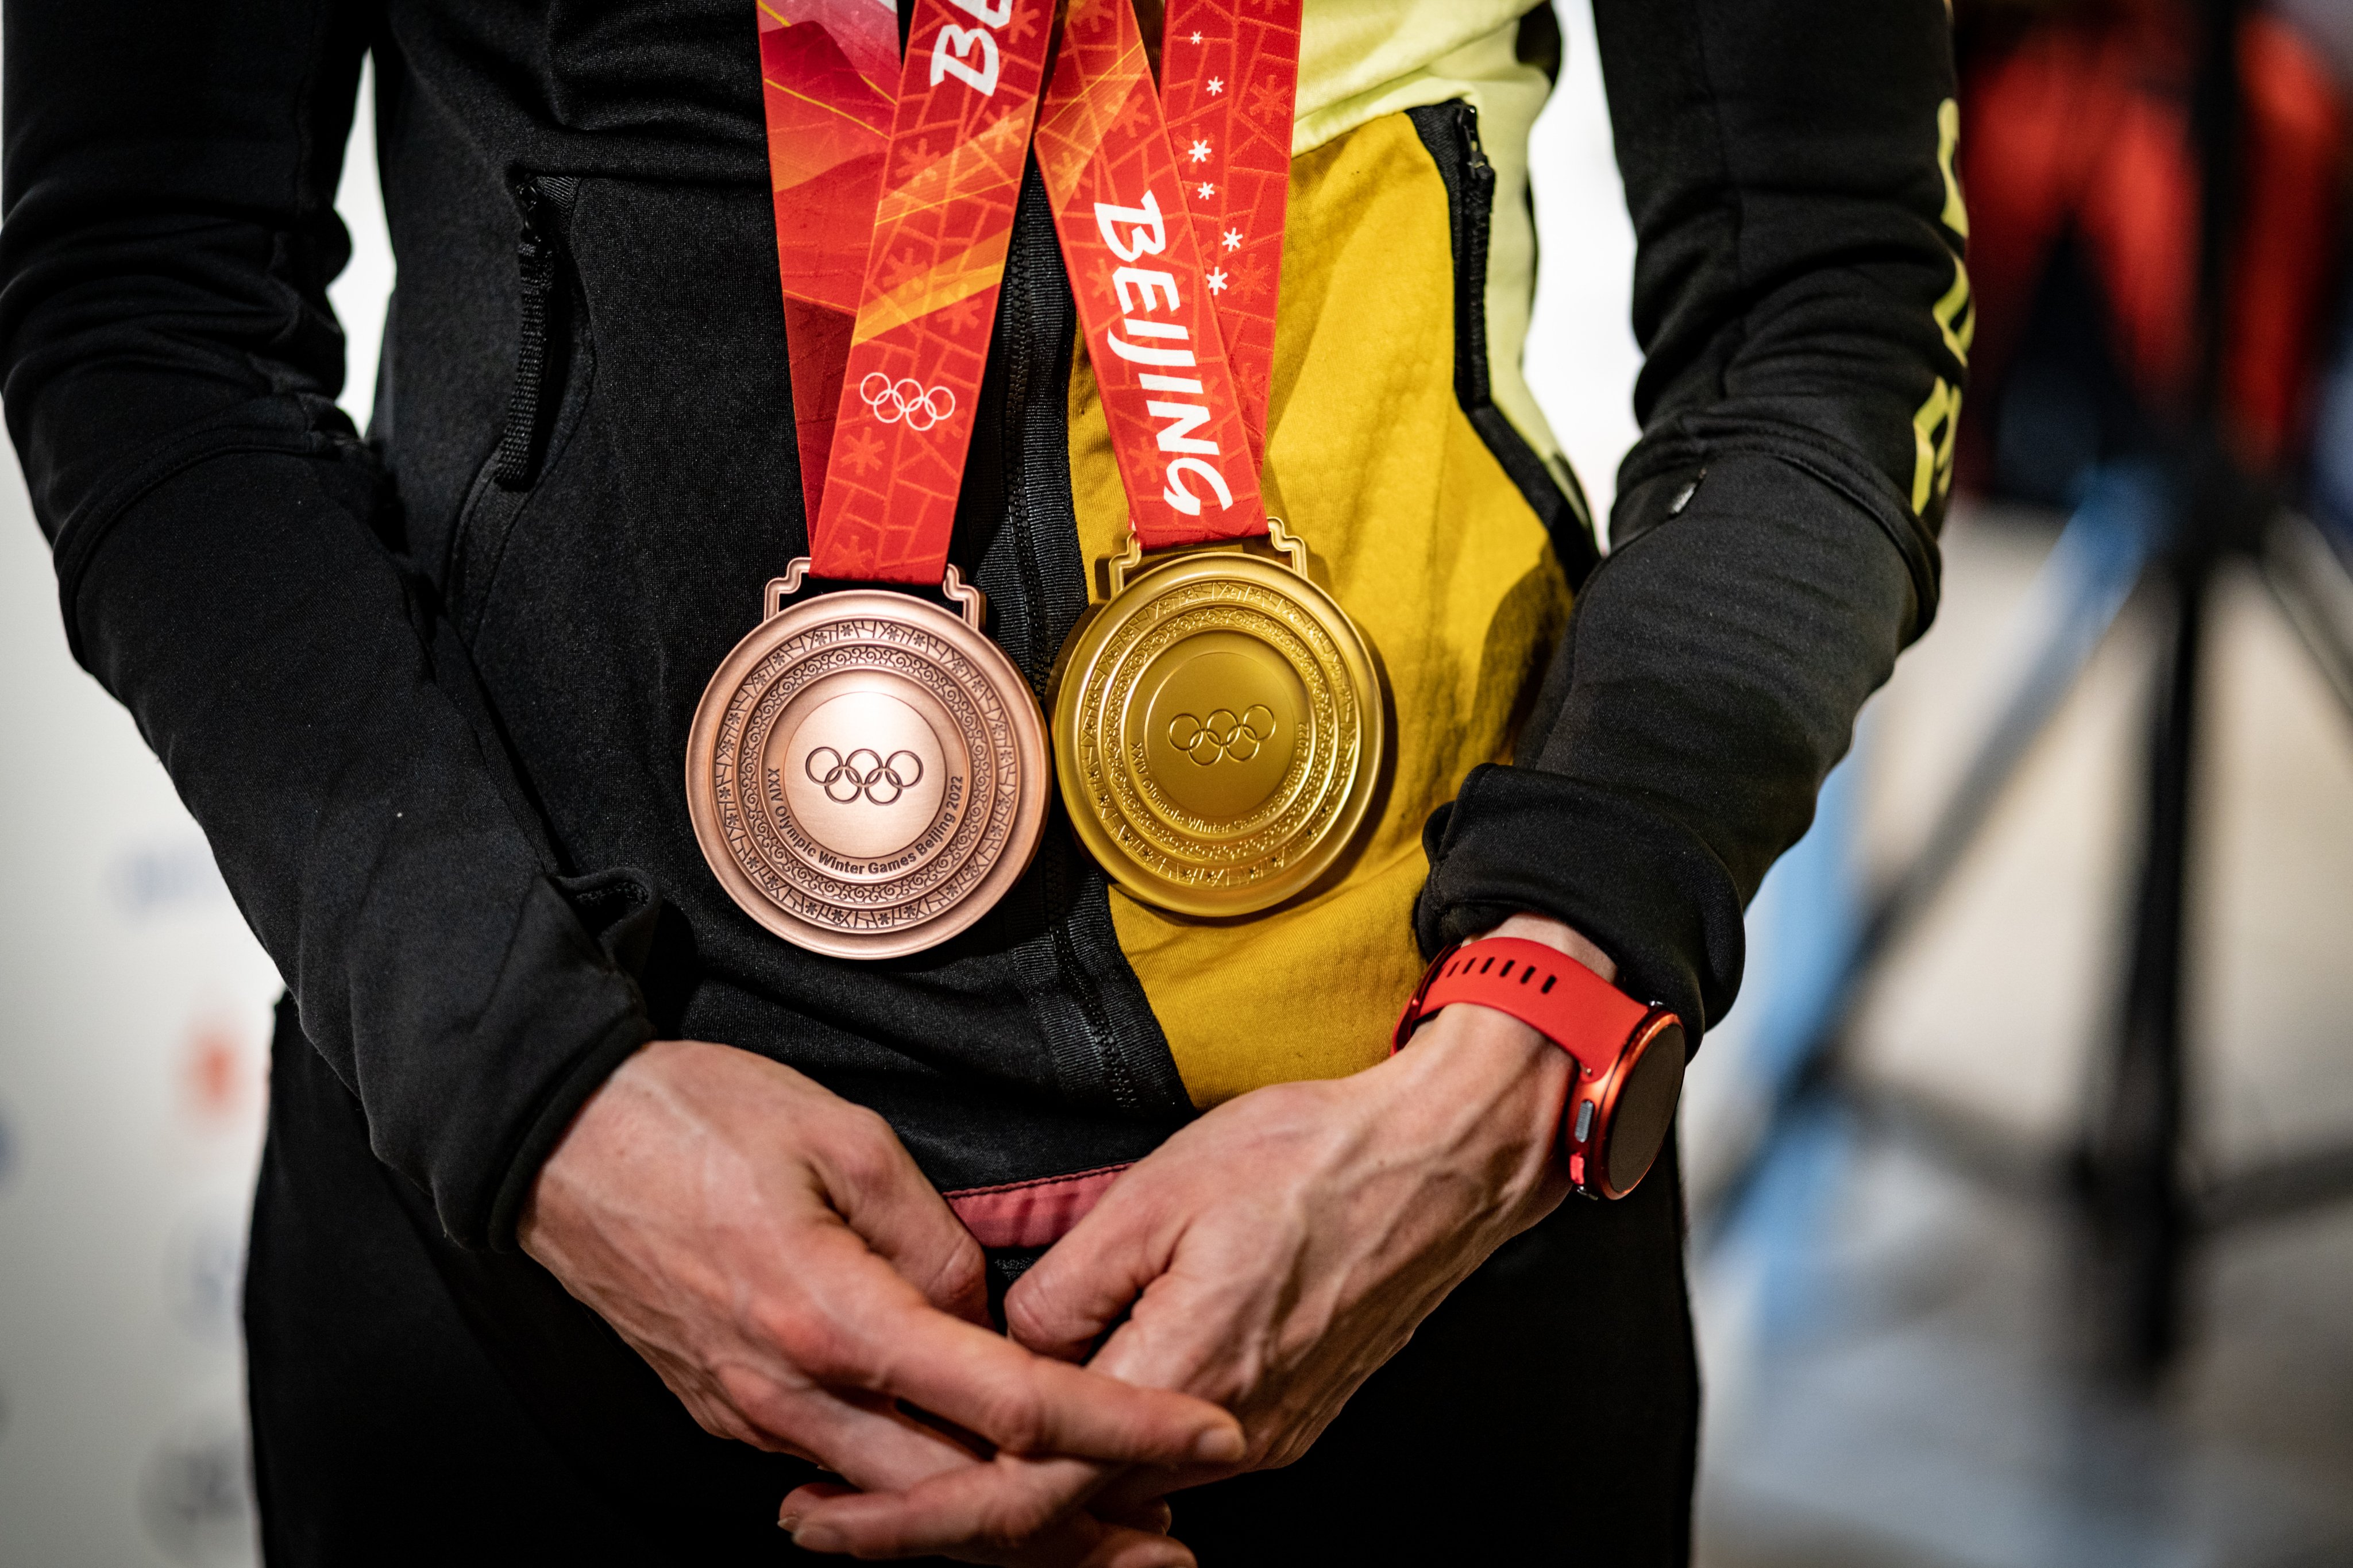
{"left": 1004, "top": 1191, "right": 1170, "bottom": 1363}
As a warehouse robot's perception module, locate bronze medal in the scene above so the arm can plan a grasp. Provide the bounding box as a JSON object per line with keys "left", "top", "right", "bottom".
{"left": 1050, "top": 523, "right": 1383, "bottom": 917}
{"left": 688, "top": 564, "right": 1049, "bottom": 958}
{"left": 724, "top": 0, "right": 1062, "bottom": 956}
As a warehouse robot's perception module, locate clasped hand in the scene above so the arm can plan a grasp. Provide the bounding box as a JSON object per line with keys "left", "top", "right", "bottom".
{"left": 779, "top": 991, "right": 1575, "bottom": 1563}
{"left": 526, "top": 920, "right": 1599, "bottom": 1566}
{"left": 520, "top": 1040, "right": 1243, "bottom": 1567}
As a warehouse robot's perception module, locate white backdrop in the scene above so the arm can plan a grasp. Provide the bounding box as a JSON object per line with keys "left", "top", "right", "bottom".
{"left": 0, "top": 16, "right": 1638, "bottom": 1563}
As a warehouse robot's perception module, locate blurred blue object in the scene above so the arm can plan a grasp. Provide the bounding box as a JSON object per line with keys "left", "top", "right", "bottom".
{"left": 1714, "top": 743, "right": 1865, "bottom": 1341}
{"left": 1743, "top": 737, "right": 1866, "bottom": 1101}
{"left": 1706, "top": 466, "right": 2170, "bottom": 1256}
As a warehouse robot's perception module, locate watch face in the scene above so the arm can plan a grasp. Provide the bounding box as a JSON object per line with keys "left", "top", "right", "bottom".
{"left": 1605, "top": 1019, "right": 1687, "bottom": 1197}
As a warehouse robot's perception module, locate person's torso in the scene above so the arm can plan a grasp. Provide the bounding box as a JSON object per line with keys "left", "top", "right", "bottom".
{"left": 368, "top": 0, "right": 1588, "bottom": 1188}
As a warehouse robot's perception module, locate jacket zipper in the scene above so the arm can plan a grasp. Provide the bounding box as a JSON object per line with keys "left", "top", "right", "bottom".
{"left": 992, "top": 166, "right": 1191, "bottom": 1119}
{"left": 492, "top": 175, "right": 578, "bottom": 489}
{"left": 1407, "top": 101, "right": 1599, "bottom": 586}
{"left": 443, "top": 173, "right": 583, "bottom": 627}
{"left": 1005, "top": 174, "right": 1139, "bottom": 1113}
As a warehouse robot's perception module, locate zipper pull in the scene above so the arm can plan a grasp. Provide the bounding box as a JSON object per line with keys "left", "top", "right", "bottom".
{"left": 492, "top": 176, "right": 574, "bottom": 491}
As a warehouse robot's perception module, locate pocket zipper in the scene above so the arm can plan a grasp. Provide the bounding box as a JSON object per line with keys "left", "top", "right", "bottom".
{"left": 492, "top": 175, "right": 580, "bottom": 491}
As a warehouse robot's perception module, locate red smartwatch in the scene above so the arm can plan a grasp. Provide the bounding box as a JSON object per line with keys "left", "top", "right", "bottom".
{"left": 1392, "top": 937, "right": 1686, "bottom": 1201}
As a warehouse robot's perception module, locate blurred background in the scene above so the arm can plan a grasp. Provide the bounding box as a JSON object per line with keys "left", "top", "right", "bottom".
{"left": 3, "top": 1, "right": 2351, "bottom": 1564}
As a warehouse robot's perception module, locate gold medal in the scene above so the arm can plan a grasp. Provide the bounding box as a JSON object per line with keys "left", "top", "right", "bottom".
{"left": 688, "top": 563, "right": 1050, "bottom": 958}
{"left": 1049, "top": 522, "right": 1384, "bottom": 916}
{"left": 1031, "top": 0, "right": 1366, "bottom": 914}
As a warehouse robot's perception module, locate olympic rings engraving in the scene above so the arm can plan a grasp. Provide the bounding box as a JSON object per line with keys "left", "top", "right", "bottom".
{"left": 805, "top": 746, "right": 926, "bottom": 805}
{"left": 1167, "top": 705, "right": 1277, "bottom": 765}
{"left": 861, "top": 372, "right": 958, "bottom": 432}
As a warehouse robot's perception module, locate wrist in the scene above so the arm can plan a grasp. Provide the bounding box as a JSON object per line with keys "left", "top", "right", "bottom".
{"left": 1394, "top": 924, "right": 1684, "bottom": 1200}
{"left": 1372, "top": 996, "right": 1571, "bottom": 1187}
{"left": 1474, "top": 910, "right": 1617, "bottom": 985}
{"left": 518, "top": 1040, "right": 655, "bottom": 1258}
{"left": 1398, "top": 911, "right": 1611, "bottom": 1099}
{"left": 1378, "top": 912, "right": 1608, "bottom": 1128}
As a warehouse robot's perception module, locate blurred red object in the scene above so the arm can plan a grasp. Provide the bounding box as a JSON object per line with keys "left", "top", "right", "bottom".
{"left": 1961, "top": 2, "right": 2348, "bottom": 473}
{"left": 182, "top": 1015, "right": 255, "bottom": 1126}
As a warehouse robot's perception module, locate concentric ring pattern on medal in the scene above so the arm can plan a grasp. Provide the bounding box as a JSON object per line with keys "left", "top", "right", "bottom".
{"left": 688, "top": 591, "right": 1048, "bottom": 958}
{"left": 1052, "top": 553, "right": 1384, "bottom": 916}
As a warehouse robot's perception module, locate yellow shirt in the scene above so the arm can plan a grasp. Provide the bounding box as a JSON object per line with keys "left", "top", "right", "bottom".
{"left": 1073, "top": 4, "right": 1574, "bottom": 1105}
{"left": 1296, "top": 1, "right": 1567, "bottom": 505}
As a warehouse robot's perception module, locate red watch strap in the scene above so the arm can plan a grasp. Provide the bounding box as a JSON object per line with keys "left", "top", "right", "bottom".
{"left": 1392, "top": 936, "right": 1687, "bottom": 1201}
{"left": 1391, "top": 937, "right": 1650, "bottom": 1073}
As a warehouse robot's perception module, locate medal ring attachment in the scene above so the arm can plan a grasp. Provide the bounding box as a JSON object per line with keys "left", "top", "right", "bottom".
{"left": 687, "top": 561, "right": 1049, "bottom": 959}
{"left": 1050, "top": 522, "right": 1386, "bottom": 917}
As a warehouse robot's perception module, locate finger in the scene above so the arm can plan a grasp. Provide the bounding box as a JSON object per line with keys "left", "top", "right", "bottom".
{"left": 1091, "top": 1493, "right": 1173, "bottom": 1536}
{"left": 785, "top": 1472, "right": 1169, "bottom": 1568}
{"left": 863, "top": 1292, "right": 1241, "bottom": 1465}
{"left": 779, "top": 1480, "right": 857, "bottom": 1533}
{"left": 807, "top": 1242, "right": 1241, "bottom": 1467}
{"left": 1066, "top": 1242, "right": 1256, "bottom": 1401}
{"left": 1086, "top": 1467, "right": 1200, "bottom": 1526}
{"left": 785, "top": 1454, "right": 1110, "bottom": 1561}
{"left": 809, "top": 1105, "right": 991, "bottom": 1327}
{"left": 758, "top": 1385, "right": 984, "bottom": 1496}
{"left": 1077, "top": 1523, "right": 1195, "bottom": 1568}
{"left": 1002, "top": 1190, "right": 1171, "bottom": 1364}
{"left": 789, "top": 1512, "right": 1194, "bottom": 1568}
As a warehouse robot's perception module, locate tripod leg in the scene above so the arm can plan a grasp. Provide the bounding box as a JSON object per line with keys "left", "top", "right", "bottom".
{"left": 1695, "top": 471, "right": 2160, "bottom": 1246}
{"left": 2084, "top": 546, "right": 2207, "bottom": 1378}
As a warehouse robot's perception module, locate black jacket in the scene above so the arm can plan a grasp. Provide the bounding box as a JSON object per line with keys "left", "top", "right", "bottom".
{"left": 1, "top": 0, "right": 1962, "bottom": 1254}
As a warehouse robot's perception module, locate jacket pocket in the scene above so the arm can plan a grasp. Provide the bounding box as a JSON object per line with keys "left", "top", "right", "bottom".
{"left": 1405, "top": 101, "right": 1599, "bottom": 589}
{"left": 445, "top": 174, "right": 596, "bottom": 638}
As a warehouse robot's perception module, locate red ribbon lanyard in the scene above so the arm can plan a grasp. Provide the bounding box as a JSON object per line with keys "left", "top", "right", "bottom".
{"left": 758, "top": 0, "right": 1300, "bottom": 566}
{"left": 757, "top": 0, "right": 1057, "bottom": 583}
{"left": 756, "top": 1, "right": 893, "bottom": 529}
{"left": 1157, "top": 0, "right": 1303, "bottom": 469}
{"left": 1034, "top": 0, "right": 1302, "bottom": 551}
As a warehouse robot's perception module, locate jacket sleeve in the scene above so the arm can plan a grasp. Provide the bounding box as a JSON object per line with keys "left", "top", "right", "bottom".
{"left": 1415, "top": 0, "right": 1970, "bottom": 1036}
{"left": 0, "top": 0, "right": 655, "bottom": 1248}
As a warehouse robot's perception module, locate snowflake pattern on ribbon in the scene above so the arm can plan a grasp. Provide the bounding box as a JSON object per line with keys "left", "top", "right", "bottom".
{"left": 1033, "top": 0, "right": 1273, "bottom": 549}
{"left": 756, "top": 0, "right": 1301, "bottom": 563}
{"left": 1159, "top": 0, "right": 1303, "bottom": 467}
{"left": 757, "top": 0, "right": 894, "bottom": 523}
{"left": 757, "top": 0, "right": 1056, "bottom": 580}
